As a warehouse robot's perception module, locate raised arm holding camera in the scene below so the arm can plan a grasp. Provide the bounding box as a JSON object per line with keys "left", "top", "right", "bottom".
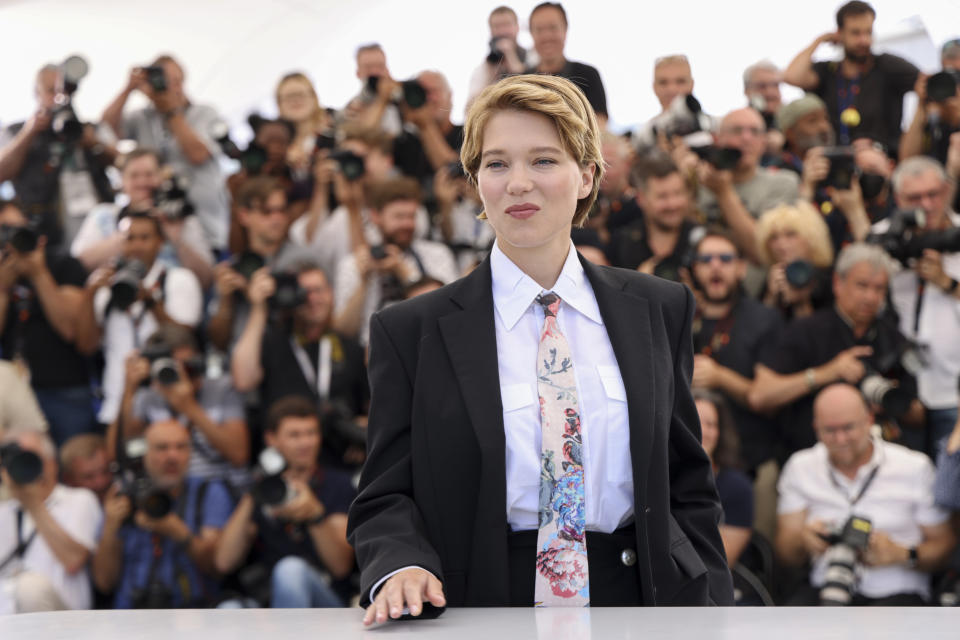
{"left": 0, "top": 62, "right": 115, "bottom": 249}
{"left": 0, "top": 200, "right": 97, "bottom": 445}
{"left": 100, "top": 55, "right": 230, "bottom": 251}
{"left": 0, "top": 430, "right": 102, "bottom": 614}
{"left": 214, "top": 396, "right": 355, "bottom": 608}
{"left": 91, "top": 419, "right": 233, "bottom": 609}
{"left": 74, "top": 213, "right": 203, "bottom": 426}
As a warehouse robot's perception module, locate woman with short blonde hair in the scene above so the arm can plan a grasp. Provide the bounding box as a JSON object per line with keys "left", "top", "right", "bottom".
{"left": 350, "top": 74, "right": 733, "bottom": 624}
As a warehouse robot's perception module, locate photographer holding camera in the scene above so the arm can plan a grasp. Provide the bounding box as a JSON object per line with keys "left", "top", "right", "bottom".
{"left": 393, "top": 71, "right": 463, "bottom": 184}
{"left": 0, "top": 199, "right": 97, "bottom": 445}
{"left": 900, "top": 70, "right": 960, "bottom": 168}
{"left": 466, "top": 7, "right": 530, "bottom": 106}
{"left": 231, "top": 261, "right": 367, "bottom": 468}
{"left": 750, "top": 243, "right": 925, "bottom": 459}
{"left": 70, "top": 149, "right": 214, "bottom": 289}
{"left": 110, "top": 325, "right": 249, "bottom": 490}
{"left": 91, "top": 419, "right": 233, "bottom": 609}
{"left": 333, "top": 177, "right": 456, "bottom": 344}
{"left": 75, "top": 212, "right": 203, "bottom": 426}
{"left": 869, "top": 156, "right": 960, "bottom": 453}
{"left": 347, "top": 44, "right": 403, "bottom": 137}
{"left": 101, "top": 55, "right": 230, "bottom": 251}
{"left": 214, "top": 396, "right": 355, "bottom": 608}
{"left": 694, "top": 108, "right": 800, "bottom": 262}
{"left": 208, "top": 177, "right": 314, "bottom": 351}
{"left": 0, "top": 62, "right": 115, "bottom": 249}
{"left": 606, "top": 153, "right": 701, "bottom": 281}
{"left": 776, "top": 383, "right": 955, "bottom": 605}
{"left": 0, "top": 430, "right": 102, "bottom": 614}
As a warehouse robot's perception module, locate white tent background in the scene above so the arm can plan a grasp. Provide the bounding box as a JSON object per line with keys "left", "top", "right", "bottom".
{"left": 0, "top": 0, "right": 958, "bottom": 144}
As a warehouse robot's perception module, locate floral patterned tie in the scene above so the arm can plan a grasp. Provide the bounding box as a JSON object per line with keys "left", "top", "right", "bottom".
{"left": 533, "top": 293, "right": 589, "bottom": 607}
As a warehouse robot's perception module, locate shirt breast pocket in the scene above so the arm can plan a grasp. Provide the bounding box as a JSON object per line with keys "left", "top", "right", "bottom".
{"left": 597, "top": 365, "right": 631, "bottom": 483}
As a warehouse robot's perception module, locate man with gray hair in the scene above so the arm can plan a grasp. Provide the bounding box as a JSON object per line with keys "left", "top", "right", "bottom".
{"left": 870, "top": 156, "right": 960, "bottom": 452}
{"left": 0, "top": 429, "right": 102, "bottom": 614}
{"left": 750, "top": 242, "right": 923, "bottom": 461}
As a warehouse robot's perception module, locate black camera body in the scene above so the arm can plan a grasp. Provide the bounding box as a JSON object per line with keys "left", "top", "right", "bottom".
{"left": 819, "top": 146, "right": 857, "bottom": 190}
{"left": 153, "top": 175, "right": 194, "bottom": 221}
{"left": 0, "top": 221, "right": 40, "bottom": 254}
{"left": 819, "top": 515, "right": 872, "bottom": 605}
{"left": 229, "top": 251, "right": 266, "bottom": 281}
{"left": 143, "top": 65, "right": 167, "bottom": 93}
{"left": 269, "top": 272, "right": 308, "bottom": 311}
{"left": 866, "top": 208, "right": 960, "bottom": 264}
{"left": 250, "top": 447, "right": 294, "bottom": 507}
{"left": 114, "top": 438, "right": 174, "bottom": 520}
{"left": 0, "top": 443, "right": 44, "bottom": 485}
{"left": 50, "top": 55, "right": 89, "bottom": 146}
{"left": 784, "top": 259, "right": 816, "bottom": 289}
{"left": 691, "top": 144, "right": 742, "bottom": 171}
{"left": 487, "top": 37, "right": 506, "bottom": 64}
{"left": 109, "top": 257, "right": 148, "bottom": 311}
{"left": 927, "top": 70, "right": 960, "bottom": 103}
{"left": 331, "top": 149, "right": 365, "bottom": 182}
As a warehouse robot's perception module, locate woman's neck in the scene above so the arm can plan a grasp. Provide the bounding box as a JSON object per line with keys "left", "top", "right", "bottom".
{"left": 498, "top": 236, "right": 570, "bottom": 290}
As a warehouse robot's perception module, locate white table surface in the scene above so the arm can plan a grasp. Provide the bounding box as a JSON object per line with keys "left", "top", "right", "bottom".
{"left": 1, "top": 607, "right": 958, "bottom": 640}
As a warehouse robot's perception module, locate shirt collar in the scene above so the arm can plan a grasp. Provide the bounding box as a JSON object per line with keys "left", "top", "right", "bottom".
{"left": 490, "top": 240, "right": 602, "bottom": 331}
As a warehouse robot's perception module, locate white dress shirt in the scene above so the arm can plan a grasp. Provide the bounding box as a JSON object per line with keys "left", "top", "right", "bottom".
{"left": 778, "top": 435, "right": 949, "bottom": 599}
{"left": 371, "top": 240, "right": 634, "bottom": 598}
{"left": 491, "top": 240, "right": 632, "bottom": 532}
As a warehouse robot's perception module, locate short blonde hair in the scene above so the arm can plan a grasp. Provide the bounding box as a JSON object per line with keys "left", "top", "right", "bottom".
{"left": 756, "top": 201, "right": 834, "bottom": 268}
{"left": 460, "top": 74, "right": 604, "bottom": 226}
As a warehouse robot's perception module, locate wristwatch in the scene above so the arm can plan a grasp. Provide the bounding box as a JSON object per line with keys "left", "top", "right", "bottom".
{"left": 908, "top": 546, "right": 919, "bottom": 568}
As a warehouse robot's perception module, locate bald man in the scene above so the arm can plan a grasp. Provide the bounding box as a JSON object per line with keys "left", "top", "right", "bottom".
{"left": 91, "top": 419, "right": 234, "bottom": 609}
{"left": 691, "top": 107, "right": 799, "bottom": 261}
{"left": 775, "top": 383, "right": 956, "bottom": 605}
{"left": 0, "top": 430, "right": 102, "bottom": 613}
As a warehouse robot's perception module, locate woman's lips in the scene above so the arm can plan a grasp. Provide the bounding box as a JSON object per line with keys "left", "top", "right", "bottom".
{"left": 505, "top": 203, "right": 540, "bottom": 219}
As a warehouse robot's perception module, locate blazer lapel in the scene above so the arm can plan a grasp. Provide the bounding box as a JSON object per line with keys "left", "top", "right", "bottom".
{"left": 581, "top": 257, "right": 655, "bottom": 505}
{"left": 437, "top": 258, "right": 511, "bottom": 602}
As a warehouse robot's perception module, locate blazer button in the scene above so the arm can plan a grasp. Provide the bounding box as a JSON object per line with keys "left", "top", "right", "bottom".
{"left": 620, "top": 549, "right": 637, "bottom": 567}
{"left": 645, "top": 507, "right": 652, "bottom": 515}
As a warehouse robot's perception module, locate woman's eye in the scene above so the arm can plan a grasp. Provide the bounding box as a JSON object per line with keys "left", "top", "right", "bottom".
{"left": 535, "top": 158, "right": 556, "bottom": 166}
{"left": 485, "top": 161, "right": 505, "bottom": 169}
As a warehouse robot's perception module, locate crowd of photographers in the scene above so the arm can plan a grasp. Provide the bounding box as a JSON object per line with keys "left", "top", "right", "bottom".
{"left": 1, "top": 0, "right": 960, "bottom": 612}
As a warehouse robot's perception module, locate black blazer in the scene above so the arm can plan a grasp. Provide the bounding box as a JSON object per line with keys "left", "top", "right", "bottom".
{"left": 347, "top": 254, "right": 734, "bottom": 606}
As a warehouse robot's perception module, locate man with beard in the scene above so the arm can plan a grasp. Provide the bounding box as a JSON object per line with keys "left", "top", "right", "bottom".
{"left": 689, "top": 229, "right": 783, "bottom": 538}
{"left": 606, "top": 153, "right": 701, "bottom": 282}
{"left": 783, "top": 1, "right": 918, "bottom": 154}
{"left": 333, "top": 177, "right": 457, "bottom": 345}
{"left": 91, "top": 419, "right": 233, "bottom": 608}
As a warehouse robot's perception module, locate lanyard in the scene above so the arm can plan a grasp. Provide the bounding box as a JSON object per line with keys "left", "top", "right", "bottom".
{"left": 290, "top": 335, "right": 332, "bottom": 401}
{"left": 828, "top": 462, "right": 881, "bottom": 508}
{"left": 0, "top": 510, "right": 38, "bottom": 574}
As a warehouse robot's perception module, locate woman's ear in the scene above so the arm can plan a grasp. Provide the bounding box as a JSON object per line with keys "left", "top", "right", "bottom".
{"left": 578, "top": 163, "right": 596, "bottom": 200}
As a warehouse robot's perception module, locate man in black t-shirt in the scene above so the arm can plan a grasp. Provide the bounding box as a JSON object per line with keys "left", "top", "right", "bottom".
{"left": 607, "top": 154, "right": 701, "bottom": 281}
{"left": 690, "top": 230, "right": 783, "bottom": 473}
{"left": 214, "top": 396, "right": 356, "bottom": 608}
{"left": 392, "top": 71, "right": 464, "bottom": 185}
{"left": 527, "top": 2, "right": 607, "bottom": 121}
{"left": 750, "top": 243, "right": 924, "bottom": 460}
{"left": 231, "top": 260, "right": 368, "bottom": 469}
{"left": 783, "top": 1, "right": 918, "bottom": 154}
{"left": 0, "top": 200, "right": 94, "bottom": 445}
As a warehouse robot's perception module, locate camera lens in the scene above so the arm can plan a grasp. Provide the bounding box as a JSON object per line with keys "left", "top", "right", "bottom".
{"left": 927, "top": 71, "right": 958, "bottom": 102}
{"left": 139, "top": 490, "right": 173, "bottom": 519}
{"left": 784, "top": 260, "right": 815, "bottom": 288}
{"left": 402, "top": 80, "right": 428, "bottom": 109}
{"left": 0, "top": 444, "right": 43, "bottom": 485}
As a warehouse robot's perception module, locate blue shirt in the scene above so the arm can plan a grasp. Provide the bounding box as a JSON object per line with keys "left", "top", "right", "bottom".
{"left": 113, "top": 476, "right": 233, "bottom": 609}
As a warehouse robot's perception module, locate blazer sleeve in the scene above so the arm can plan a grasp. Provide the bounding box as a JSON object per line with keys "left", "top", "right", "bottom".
{"left": 346, "top": 311, "right": 443, "bottom": 607}
{"left": 667, "top": 285, "right": 736, "bottom": 605}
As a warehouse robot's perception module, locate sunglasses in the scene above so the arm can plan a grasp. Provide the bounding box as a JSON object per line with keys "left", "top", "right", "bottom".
{"left": 694, "top": 253, "right": 737, "bottom": 265}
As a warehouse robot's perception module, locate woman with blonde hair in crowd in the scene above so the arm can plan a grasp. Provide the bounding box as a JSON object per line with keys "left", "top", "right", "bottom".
{"left": 275, "top": 72, "right": 334, "bottom": 177}
{"left": 756, "top": 201, "right": 835, "bottom": 319}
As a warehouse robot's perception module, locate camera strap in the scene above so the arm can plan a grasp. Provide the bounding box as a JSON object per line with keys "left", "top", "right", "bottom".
{"left": 0, "top": 509, "right": 38, "bottom": 574}
{"left": 913, "top": 279, "right": 926, "bottom": 336}
{"left": 289, "top": 335, "right": 332, "bottom": 402}
{"left": 828, "top": 462, "right": 881, "bottom": 508}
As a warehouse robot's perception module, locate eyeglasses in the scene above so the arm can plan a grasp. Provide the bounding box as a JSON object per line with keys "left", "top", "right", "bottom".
{"left": 694, "top": 253, "right": 737, "bottom": 264}
{"left": 721, "top": 126, "right": 765, "bottom": 137}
